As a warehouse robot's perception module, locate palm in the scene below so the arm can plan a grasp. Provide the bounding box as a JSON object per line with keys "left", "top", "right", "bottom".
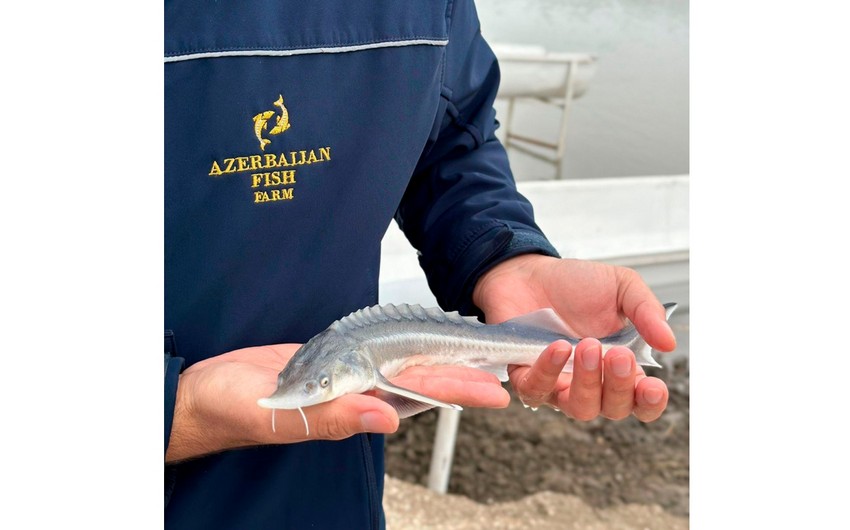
{"left": 474, "top": 255, "right": 675, "bottom": 352}
{"left": 476, "top": 256, "right": 625, "bottom": 335}
{"left": 188, "top": 345, "right": 293, "bottom": 398}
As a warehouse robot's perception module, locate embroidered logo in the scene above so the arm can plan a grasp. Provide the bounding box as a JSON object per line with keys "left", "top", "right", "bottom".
{"left": 252, "top": 94, "right": 292, "bottom": 151}
{"left": 208, "top": 92, "right": 331, "bottom": 205}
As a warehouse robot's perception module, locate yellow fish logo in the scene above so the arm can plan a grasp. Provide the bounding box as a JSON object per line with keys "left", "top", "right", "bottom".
{"left": 252, "top": 94, "right": 292, "bottom": 151}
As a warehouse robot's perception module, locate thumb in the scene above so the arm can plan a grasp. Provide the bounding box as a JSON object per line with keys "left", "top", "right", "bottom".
{"left": 618, "top": 269, "right": 677, "bottom": 352}
{"left": 309, "top": 395, "right": 400, "bottom": 440}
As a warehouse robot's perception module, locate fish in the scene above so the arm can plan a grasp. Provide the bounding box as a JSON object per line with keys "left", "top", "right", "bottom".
{"left": 269, "top": 94, "right": 291, "bottom": 135}
{"left": 257, "top": 302, "right": 677, "bottom": 428}
{"left": 252, "top": 110, "right": 275, "bottom": 151}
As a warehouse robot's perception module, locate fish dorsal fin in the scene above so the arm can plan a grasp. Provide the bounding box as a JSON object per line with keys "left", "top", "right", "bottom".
{"left": 333, "top": 303, "right": 484, "bottom": 334}
{"left": 374, "top": 374, "right": 462, "bottom": 417}
{"left": 502, "top": 308, "right": 578, "bottom": 338}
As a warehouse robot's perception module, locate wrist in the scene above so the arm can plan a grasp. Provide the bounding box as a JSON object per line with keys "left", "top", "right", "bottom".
{"left": 472, "top": 253, "right": 555, "bottom": 311}
{"left": 166, "top": 373, "right": 201, "bottom": 463}
{"left": 166, "top": 366, "right": 275, "bottom": 463}
{"left": 166, "top": 371, "right": 240, "bottom": 463}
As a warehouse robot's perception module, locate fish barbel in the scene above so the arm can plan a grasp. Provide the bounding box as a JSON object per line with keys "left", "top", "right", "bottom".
{"left": 258, "top": 302, "right": 677, "bottom": 419}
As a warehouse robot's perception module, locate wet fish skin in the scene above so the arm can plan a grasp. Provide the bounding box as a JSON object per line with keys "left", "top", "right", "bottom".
{"left": 257, "top": 302, "right": 677, "bottom": 416}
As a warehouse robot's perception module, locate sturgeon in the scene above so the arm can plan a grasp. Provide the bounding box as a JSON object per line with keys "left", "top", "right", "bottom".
{"left": 258, "top": 302, "right": 677, "bottom": 426}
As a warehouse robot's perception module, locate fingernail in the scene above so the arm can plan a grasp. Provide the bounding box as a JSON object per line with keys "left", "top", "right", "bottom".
{"left": 644, "top": 387, "right": 664, "bottom": 405}
{"left": 581, "top": 345, "right": 600, "bottom": 371}
{"left": 360, "top": 412, "right": 387, "bottom": 432}
{"left": 550, "top": 346, "right": 570, "bottom": 367}
{"left": 611, "top": 354, "right": 632, "bottom": 377}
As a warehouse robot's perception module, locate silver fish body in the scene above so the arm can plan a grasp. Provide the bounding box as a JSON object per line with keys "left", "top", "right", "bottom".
{"left": 258, "top": 302, "right": 676, "bottom": 417}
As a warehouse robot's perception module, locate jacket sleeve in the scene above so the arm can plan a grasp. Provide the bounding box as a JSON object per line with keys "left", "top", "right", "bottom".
{"left": 164, "top": 330, "right": 184, "bottom": 456}
{"left": 164, "top": 331, "right": 184, "bottom": 505}
{"left": 394, "top": 0, "right": 559, "bottom": 317}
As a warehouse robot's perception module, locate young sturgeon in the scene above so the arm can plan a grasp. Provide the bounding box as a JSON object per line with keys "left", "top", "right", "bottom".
{"left": 257, "top": 302, "right": 677, "bottom": 425}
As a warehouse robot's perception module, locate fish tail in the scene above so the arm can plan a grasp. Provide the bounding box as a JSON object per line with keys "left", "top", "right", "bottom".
{"left": 599, "top": 302, "right": 677, "bottom": 369}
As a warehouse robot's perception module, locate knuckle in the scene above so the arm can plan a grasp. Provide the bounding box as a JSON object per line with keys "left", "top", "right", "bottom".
{"left": 616, "top": 266, "right": 641, "bottom": 285}
{"left": 566, "top": 398, "right": 599, "bottom": 421}
{"left": 576, "top": 374, "right": 601, "bottom": 392}
{"left": 601, "top": 386, "right": 636, "bottom": 419}
{"left": 315, "top": 413, "right": 353, "bottom": 440}
{"left": 523, "top": 378, "right": 550, "bottom": 397}
{"left": 632, "top": 298, "right": 652, "bottom": 321}
{"left": 623, "top": 266, "right": 643, "bottom": 283}
{"left": 634, "top": 409, "right": 661, "bottom": 423}
{"left": 568, "top": 407, "right": 598, "bottom": 422}
{"left": 605, "top": 380, "right": 635, "bottom": 397}
{"left": 520, "top": 390, "right": 549, "bottom": 407}
{"left": 601, "top": 405, "right": 632, "bottom": 421}
{"left": 517, "top": 376, "right": 552, "bottom": 405}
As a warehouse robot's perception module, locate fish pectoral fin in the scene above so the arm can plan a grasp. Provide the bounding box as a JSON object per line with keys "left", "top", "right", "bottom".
{"left": 374, "top": 390, "right": 439, "bottom": 419}
{"left": 479, "top": 364, "right": 509, "bottom": 382}
{"left": 374, "top": 375, "right": 462, "bottom": 417}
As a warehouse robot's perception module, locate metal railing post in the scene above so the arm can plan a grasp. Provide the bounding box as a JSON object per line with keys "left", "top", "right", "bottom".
{"left": 426, "top": 408, "right": 462, "bottom": 493}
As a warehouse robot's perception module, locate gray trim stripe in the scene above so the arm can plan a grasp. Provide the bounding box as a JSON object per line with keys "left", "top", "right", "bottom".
{"left": 165, "top": 38, "right": 449, "bottom": 63}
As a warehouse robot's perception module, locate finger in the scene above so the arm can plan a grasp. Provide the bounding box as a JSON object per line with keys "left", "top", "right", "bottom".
{"left": 396, "top": 365, "right": 504, "bottom": 385}
{"left": 508, "top": 340, "right": 572, "bottom": 408}
{"left": 392, "top": 364, "right": 508, "bottom": 407}
{"left": 616, "top": 268, "right": 677, "bottom": 352}
{"left": 600, "top": 346, "right": 637, "bottom": 420}
{"left": 294, "top": 394, "right": 400, "bottom": 441}
{"left": 561, "top": 339, "right": 602, "bottom": 421}
{"left": 392, "top": 369, "right": 510, "bottom": 409}
{"left": 633, "top": 376, "right": 669, "bottom": 422}
{"left": 393, "top": 376, "right": 511, "bottom": 408}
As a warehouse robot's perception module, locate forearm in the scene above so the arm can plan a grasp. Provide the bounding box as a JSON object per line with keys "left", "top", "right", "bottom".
{"left": 166, "top": 373, "right": 253, "bottom": 463}
{"left": 395, "top": 1, "right": 557, "bottom": 315}
{"left": 166, "top": 377, "right": 204, "bottom": 463}
{"left": 164, "top": 344, "right": 294, "bottom": 463}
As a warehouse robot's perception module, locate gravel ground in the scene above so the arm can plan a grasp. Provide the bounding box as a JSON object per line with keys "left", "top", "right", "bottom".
{"left": 384, "top": 310, "right": 690, "bottom": 527}
{"left": 384, "top": 476, "right": 688, "bottom": 530}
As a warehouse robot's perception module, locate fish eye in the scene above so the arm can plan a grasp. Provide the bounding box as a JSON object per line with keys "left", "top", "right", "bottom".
{"left": 320, "top": 377, "right": 329, "bottom": 388}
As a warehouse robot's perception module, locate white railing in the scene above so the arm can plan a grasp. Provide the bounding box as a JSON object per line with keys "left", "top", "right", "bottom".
{"left": 491, "top": 44, "right": 597, "bottom": 178}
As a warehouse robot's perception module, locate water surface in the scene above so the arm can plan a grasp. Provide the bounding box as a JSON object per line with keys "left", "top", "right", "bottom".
{"left": 478, "top": 0, "right": 689, "bottom": 180}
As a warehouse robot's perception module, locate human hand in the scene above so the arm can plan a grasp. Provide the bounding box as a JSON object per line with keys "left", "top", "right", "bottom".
{"left": 166, "top": 343, "right": 509, "bottom": 463}
{"left": 472, "top": 254, "right": 676, "bottom": 422}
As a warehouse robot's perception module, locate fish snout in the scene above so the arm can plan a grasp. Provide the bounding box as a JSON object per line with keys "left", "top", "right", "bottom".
{"left": 256, "top": 397, "right": 278, "bottom": 409}
{"left": 257, "top": 392, "right": 302, "bottom": 410}
{"left": 257, "top": 386, "right": 325, "bottom": 410}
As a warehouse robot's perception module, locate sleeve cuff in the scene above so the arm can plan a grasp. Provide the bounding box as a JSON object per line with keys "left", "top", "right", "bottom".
{"left": 164, "top": 353, "right": 185, "bottom": 456}
{"left": 432, "top": 225, "right": 560, "bottom": 318}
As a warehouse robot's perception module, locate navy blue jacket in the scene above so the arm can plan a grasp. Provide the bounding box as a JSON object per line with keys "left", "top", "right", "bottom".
{"left": 164, "top": 1, "right": 558, "bottom": 528}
